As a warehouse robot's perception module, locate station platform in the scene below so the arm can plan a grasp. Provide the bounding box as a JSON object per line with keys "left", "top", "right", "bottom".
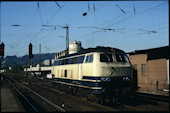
{"left": 1, "top": 77, "right": 24, "bottom": 112}
{"left": 136, "top": 90, "right": 169, "bottom": 96}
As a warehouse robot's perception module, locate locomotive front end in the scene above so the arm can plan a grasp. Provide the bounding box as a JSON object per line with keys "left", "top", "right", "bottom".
{"left": 95, "top": 50, "right": 134, "bottom": 104}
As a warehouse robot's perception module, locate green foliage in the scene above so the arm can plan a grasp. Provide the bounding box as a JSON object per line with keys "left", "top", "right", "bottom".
{"left": 5, "top": 64, "right": 24, "bottom": 74}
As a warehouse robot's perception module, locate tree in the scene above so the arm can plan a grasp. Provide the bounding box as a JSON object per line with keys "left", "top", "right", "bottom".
{"left": 11, "top": 65, "right": 24, "bottom": 74}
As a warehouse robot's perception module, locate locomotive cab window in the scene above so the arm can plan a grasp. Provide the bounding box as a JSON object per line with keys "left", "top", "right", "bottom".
{"left": 100, "top": 54, "right": 114, "bottom": 62}
{"left": 115, "top": 54, "right": 129, "bottom": 62}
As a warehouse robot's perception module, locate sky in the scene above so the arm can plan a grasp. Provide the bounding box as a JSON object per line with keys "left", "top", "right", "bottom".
{"left": 1, "top": 1, "right": 169, "bottom": 57}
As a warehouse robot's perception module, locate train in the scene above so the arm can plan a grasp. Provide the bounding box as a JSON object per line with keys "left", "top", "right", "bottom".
{"left": 51, "top": 46, "right": 134, "bottom": 104}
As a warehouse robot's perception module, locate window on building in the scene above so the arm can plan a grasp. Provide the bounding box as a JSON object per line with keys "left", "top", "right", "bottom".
{"left": 133, "top": 64, "right": 137, "bottom": 70}
{"left": 141, "top": 64, "right": 147, "bottom": 75}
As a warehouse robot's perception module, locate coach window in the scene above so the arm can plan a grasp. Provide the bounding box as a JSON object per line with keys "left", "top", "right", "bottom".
{"left": 54, "top": 61, "right": 58, "bottom": 66}
{"left": 58, "top": 60, "right": 61, "bottom": 65}
{"left": 72, "top": 57, "right": 78, "bottom": 64}
{"left": 78, "top": 56, "right": 85, "bottom": 63}
{"left": 75, "top": 57, "right": 79, "bottom": 64}
{"left": 68, "top": 58, "right": 73, "bottom": 64}
{"left": 85, "top": 55, "right": 89, "bottom": 63}
{"left": 72, "top": 58, "right": 75, "bottom": 64}
{"left": 71, "top": 58, "right": 75, "bottom": 64}
{"left": 85, "top": 54, "right": 93, "bottom": 63}
{"left": 89, "top": 54, "right": 93, "bottom": 63}
{"left": 61, "top": 60, "right": 65, "bottom": 65}
{"left": 65, "top": 59, "right": 69, "bottom": 65}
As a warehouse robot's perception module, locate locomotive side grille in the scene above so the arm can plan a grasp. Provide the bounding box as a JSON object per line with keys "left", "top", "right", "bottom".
{"left": 102, "top": 67, "right": 132, "bottom": 77}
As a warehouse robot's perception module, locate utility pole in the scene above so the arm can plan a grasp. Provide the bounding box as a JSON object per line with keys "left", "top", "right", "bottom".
{"left": 0, "top": 2, "right": 1, "bottom": 69}
{"left": 42, "top": 24, "right": 69, "bottom": 55}
{"left": 26, "top": 52, "right": 28, "bottom": 75}
{"left": 0, "top": 1, "right": 1, "bottom": 44}
{"left": 39, "top": 44, "right": 41, "bottom": 71}
{"left": 62, "top": 25, "right": 69, "bottom": 55}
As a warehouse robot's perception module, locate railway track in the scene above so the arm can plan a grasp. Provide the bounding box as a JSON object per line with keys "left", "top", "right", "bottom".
{"left": 27, "top": 81, "right": 118, "bottom": 111}
{"left": 5, "top": 75, "right": 118, "bottom": 112}
{"left": 117, "top": 91, "right": 169, "bottom": 111}
{"left": 3, "top": 74, "right": 169, "bottom": 112}
{"left": 27, "top": 77, "right": 143, "bottom": 111}
{"left": 6, "top": 77, "right": 66, "bottom": 112}
{"left": 136, "top": 91, "right": 169, "bottom": 103}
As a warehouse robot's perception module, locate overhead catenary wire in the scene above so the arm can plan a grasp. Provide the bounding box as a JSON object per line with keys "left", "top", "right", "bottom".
{"left": 69, "top": 2, "right": 167, "bottom": 51}
{"left": 16, "top": 2, "right": 66, "bottom": 56}
{"left": 116, "top": 4, "right": 126, "bottom": 14}
{"left": 65, "top": 2, "right": 111, "bottom": 25}
{"left": 14, "top": 3, "right": 44, "bottom": 56}
{"left": 37, "top": 3, "right": 44, "bottom": 25}
{"left": 88, "top": 24, "right": 168, "bottom": 48}
{"left": 3, "top": 1, "right": 168, "bottom": 57}
{"left": 55, "top": 1, "right": 61, "bottom": 8}
{"left": 73, "top": 1, "right": 168, "bottom": 42}
{"left": 45, "top": 2, "right": 67, "bottom": 25}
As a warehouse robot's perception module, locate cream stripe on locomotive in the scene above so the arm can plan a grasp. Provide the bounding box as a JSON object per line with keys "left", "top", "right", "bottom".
{"left": 53, "top": 79, "right": 102, "bottom": 90}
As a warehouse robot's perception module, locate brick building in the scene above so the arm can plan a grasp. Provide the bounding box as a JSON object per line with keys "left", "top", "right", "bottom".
{"left": 128, "top": 46, "right": 169, "bottom": 93}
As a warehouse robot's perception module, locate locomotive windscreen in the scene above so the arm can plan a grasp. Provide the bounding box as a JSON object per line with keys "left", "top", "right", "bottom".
{"left": 100, "top": 53, "right": 129, "bottom": 63}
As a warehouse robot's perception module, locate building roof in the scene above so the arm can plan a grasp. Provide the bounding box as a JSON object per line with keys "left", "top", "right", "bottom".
{"left": 128, "top": 46, "right": 169, "bottom": 60}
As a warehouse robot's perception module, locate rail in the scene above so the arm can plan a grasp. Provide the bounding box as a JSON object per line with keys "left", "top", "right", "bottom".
{"left": 6, "top": 78, "right": 38, "bottom": 112}
{"left": 136, "top": 91, "right": 169, "bottom": 103}
{"left": 8, "top": 77, "right": 66, "bottom": 112}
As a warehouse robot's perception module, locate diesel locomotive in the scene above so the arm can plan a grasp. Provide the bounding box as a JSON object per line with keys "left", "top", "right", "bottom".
{"left": 51, "top": 46, "right": 134, "bottom": 104}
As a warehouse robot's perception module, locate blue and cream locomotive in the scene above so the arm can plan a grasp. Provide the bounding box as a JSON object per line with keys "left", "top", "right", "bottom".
{"left": 51, "top": 46, "right": 134, "bottom": 104}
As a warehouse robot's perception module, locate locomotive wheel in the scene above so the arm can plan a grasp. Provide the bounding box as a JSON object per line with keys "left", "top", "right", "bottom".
{"left": 94, "top": 95, "right": 103, "bottom": 104}
{"left": 56, "top": 83, "right": 60, "bottom": 90}
{"left": 52, "top": 82, "right": 56, "bottom": 87}
{"left": 77, "top": 88, "right": 85, "bottom": 98}
{"left": 104, "top": 95, "right": 111, "bottom": 105}
{"left": 76, "top": 88, "right": 81, "bottom": 97}
{"left": 112, "top": 97, "right": 117, "bottom": 105}
{"left": 99, "top": 95, "right": 105, "bottom": 105}
{"left": 72, "top": 87, "right": 77, "bottom": 96}
{"left": 87, "top": 92, "right": 95, "bottom": 102}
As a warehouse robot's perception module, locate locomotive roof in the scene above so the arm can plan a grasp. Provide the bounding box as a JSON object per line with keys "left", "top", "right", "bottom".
{"left": 58, "top": 46, "right": 125, "bottom": 59}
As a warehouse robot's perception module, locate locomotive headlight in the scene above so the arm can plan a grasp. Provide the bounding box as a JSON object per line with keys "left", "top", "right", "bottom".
{"left": 101, "top": 77, "right": 110, "bottom": 82}
{"left": 123, "top": 77, "right": 130, "bottom": 81}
